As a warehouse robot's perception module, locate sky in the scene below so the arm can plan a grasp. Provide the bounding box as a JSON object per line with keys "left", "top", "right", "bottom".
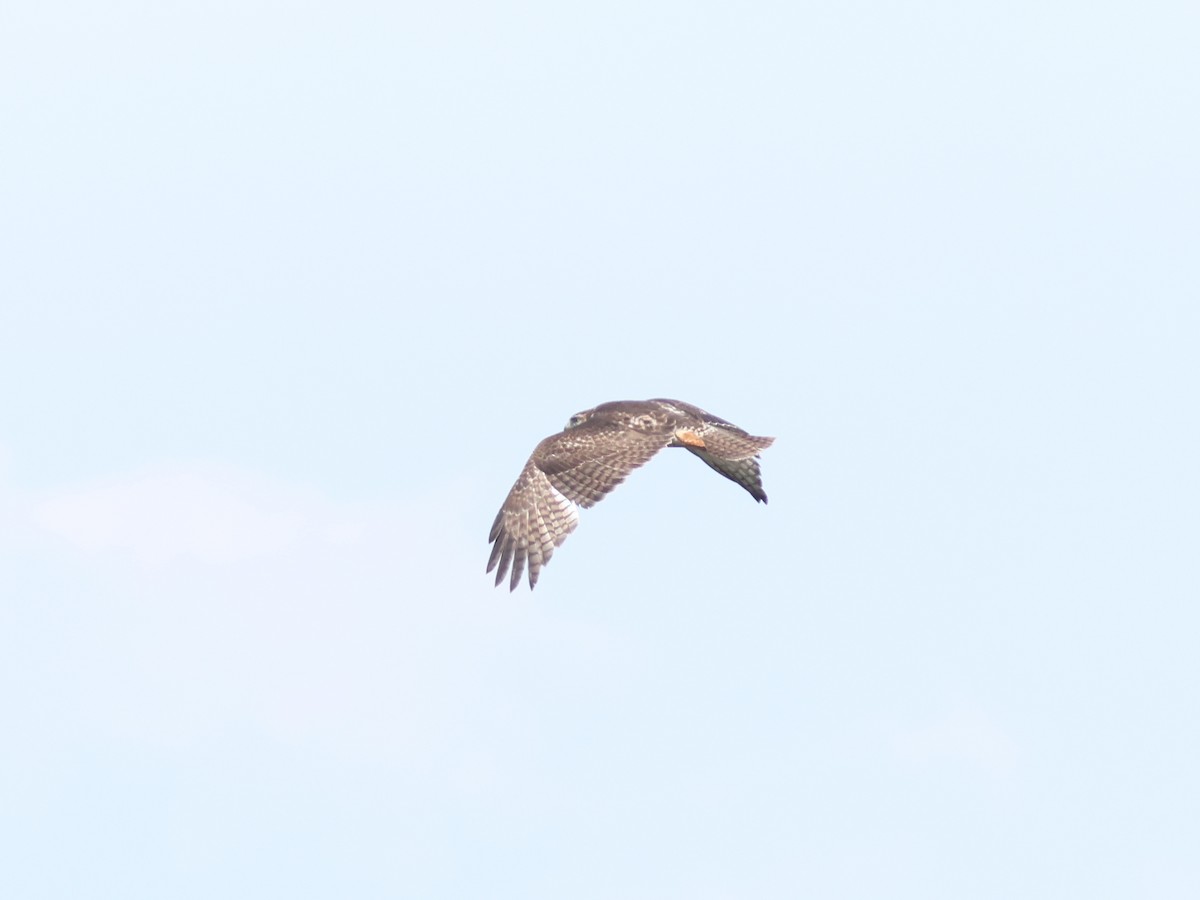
{"left": 2, "top": 1, "right": 1198, "bottom": 897}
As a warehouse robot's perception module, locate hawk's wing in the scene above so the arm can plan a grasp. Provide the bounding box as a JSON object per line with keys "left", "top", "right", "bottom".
{"left": 487, "top": 424, "right": 672, "bottom": 591}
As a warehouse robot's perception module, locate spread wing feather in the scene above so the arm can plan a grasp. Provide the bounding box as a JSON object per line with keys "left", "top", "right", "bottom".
{"left": 487, "top": 425, "right": 672, "bottom": 591}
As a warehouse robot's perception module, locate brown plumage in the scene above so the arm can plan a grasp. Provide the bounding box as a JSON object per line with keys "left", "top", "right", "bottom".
{"left": 487, "top": 399, "right": 774, "bottom": 590}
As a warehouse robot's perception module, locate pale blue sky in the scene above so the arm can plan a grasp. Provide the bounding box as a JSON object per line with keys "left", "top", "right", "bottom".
{"left": 2, "top": 2, "right": 1198, "bottom": 898}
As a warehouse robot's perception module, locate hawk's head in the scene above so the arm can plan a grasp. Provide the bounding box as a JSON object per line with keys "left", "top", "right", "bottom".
{"left": 566, "top": 403, "right": 667, "bottom": 433}
{"left": 565, "top": 409, "right": 594, "bottom": 430}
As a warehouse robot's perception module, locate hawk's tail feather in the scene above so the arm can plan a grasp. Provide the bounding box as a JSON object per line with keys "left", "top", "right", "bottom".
{"left": 685, "top": 447, "right": 770, "bottom": 503}
{"left": 700, "top": 429, "right": 775, "bottom": 461}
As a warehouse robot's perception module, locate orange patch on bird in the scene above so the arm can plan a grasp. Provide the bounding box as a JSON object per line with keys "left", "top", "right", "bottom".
{"left": 674, "top": 429, "right": 707, "bottom": 448}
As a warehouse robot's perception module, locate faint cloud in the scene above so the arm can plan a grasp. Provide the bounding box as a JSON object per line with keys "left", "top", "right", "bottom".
{"left": 892, "top": 708, "right": 1019, "bottom": 776}
{"left": 13, "top": 459, "right": 605, "bottom": 774}
{"left": 32, "top": 465, "right": 354, "bottom": 565}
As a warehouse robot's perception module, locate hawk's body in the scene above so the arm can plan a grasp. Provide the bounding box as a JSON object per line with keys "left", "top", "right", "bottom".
{"left": 487, "top": 398, "right": 774, "bottom": 591}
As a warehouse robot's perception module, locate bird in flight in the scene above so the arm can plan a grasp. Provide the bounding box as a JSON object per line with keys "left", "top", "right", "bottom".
{"left": 487, "top": 398, "right": 774, "bottom": 591}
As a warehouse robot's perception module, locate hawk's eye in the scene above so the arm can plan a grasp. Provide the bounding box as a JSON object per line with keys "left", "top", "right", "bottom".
{"left": 567, "top": 413, "right": 586, "bottom": 428}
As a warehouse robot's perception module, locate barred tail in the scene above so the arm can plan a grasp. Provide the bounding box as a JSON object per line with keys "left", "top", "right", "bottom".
{"left": 685, "top": 440, "right": 773, "bottom": 503}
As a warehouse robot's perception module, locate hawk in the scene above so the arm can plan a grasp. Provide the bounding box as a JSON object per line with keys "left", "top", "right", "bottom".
{"left": 487, "top": 398, "right": 774, "bottom": 591}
